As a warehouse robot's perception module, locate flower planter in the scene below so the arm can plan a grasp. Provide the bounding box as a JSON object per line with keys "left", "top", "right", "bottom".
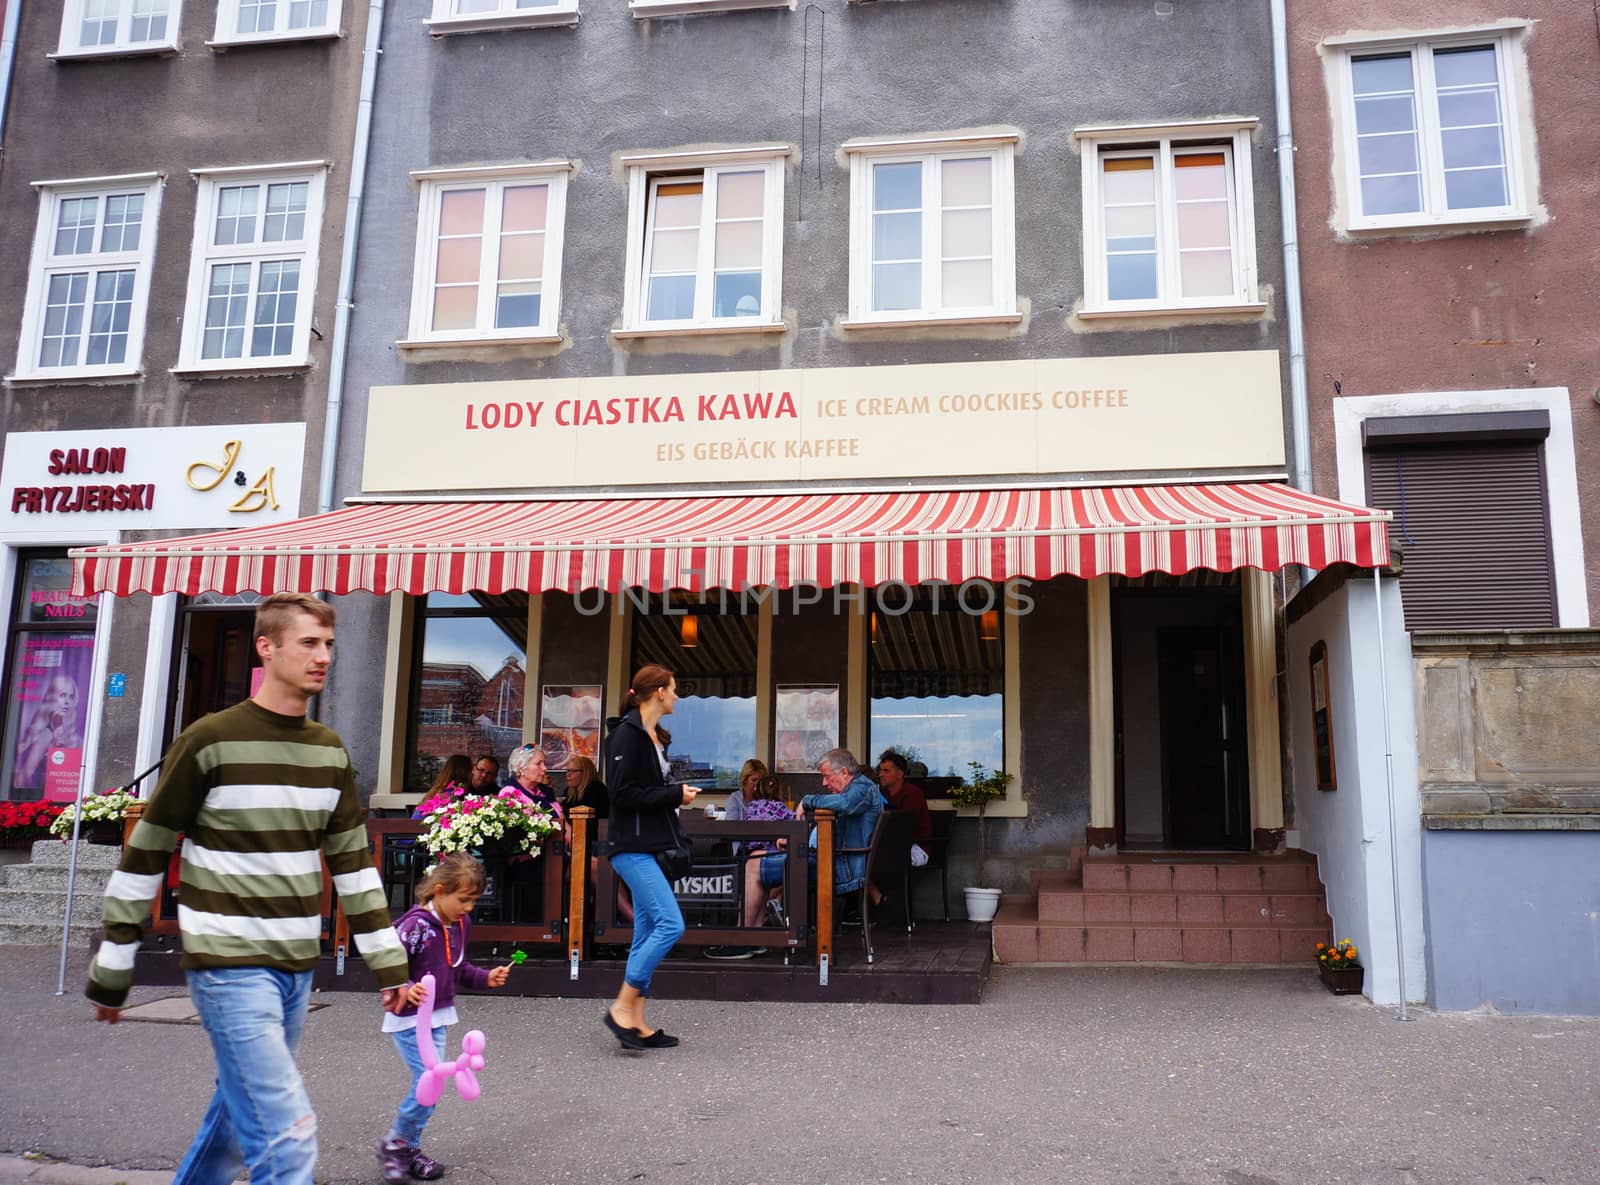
{"left": 964, "top": 886, "right": 1002, "bottom": 923}
{"left": 83, "top": 821, "right": 126, "bottom": 845}
{"left": 1319, "top": 963, "right": 1364, "bottom": 995}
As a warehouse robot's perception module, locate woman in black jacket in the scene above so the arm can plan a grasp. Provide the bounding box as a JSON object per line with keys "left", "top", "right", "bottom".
{"left": 602, "top": 664, "right": 700, "bottom": 1050}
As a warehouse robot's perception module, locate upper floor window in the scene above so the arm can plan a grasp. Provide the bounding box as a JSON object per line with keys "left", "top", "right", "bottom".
{"left": 621, "top": 147, "right": 787, "bottom": 335}
{"left": 1076, "top": 121, "right": 1262, "bottom": 316}
{"left": 212, "top": 0, "right": 341, "bottom": 44}
{"left": 844, "top": 134, "right": 1018, "bottom": 327}
{"left": 426, "top": 0, "right": 579, "bottom": 34}
{"left": 176, "top": 164, "right": 327, "bottom": 372}
{"left": 54, "top": 0, "right": 179, "bottom": 58}
{"left": 404, "top": 164, "right": 571, "bottom": 344}
{"left": 1335, "top": 29, "right": 1531, "bottom": 230}
{"left": 12, "top": 175, "right": 163, "bottom": 381}
{"left": 629, "top": 0, "right": 793, "bottom": 18}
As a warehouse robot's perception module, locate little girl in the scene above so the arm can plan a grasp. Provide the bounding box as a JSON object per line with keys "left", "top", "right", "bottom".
{"left": 379, "top": 852, "right": 510, "bottom": 1182}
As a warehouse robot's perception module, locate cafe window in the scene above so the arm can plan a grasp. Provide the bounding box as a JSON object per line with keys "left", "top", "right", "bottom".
{"left": 868, "top": 583, "right": 1004, "bottom": 794}
{"left": 628, "top": 593, "right": 756, "bottom": 791}
{"left": 405, "top": 592, "right": 529, "bottom": 791}
{"left": 1, "top": 553, "right": 100, "bottom": 803}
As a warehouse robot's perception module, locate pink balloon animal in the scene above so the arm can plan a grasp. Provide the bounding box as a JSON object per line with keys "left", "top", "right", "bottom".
{"left": 412, "top": 973, "right": 487, "bottom": 1106}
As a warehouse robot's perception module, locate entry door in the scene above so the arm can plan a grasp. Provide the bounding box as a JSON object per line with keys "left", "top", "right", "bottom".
{"left": 168, "top": 608, "right": 258, "bottom": 746}
{"left": 1156, "top": 626, "right": 1248, "bottom": 849}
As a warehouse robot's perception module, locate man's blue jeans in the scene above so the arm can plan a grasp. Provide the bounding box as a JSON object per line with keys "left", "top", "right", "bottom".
{"left": 610, "top": 852, "right": 686, "bottom": 994}
{"left": 174, "top": 967, "right": 317, "bottom": 1185}
{"left": 388, "top": 1025, "right": 449, "bottom": 1146}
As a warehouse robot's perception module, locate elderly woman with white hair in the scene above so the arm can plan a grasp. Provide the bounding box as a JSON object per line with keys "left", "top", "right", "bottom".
{"left": 505, "top": 743, "right": 562, "bottom": 814}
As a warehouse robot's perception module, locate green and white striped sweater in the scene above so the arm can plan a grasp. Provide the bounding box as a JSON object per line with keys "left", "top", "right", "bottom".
{"left": 86, "top": 699, "right": 407, "bottom": 1008}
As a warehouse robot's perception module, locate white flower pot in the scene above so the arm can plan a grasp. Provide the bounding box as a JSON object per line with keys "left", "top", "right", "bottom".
{"left": 964, "top": 886, "right": 1002, "bottom": 922}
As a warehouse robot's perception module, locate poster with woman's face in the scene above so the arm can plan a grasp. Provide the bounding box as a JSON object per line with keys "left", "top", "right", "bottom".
{"left": 7, "top": 631, "right": 95, "bottom": 799}
{"left": 774, "top": 685, "right": 838, "bottom": 773}
{"left": 539, "top": 685, "right": 602, "bottom": 771}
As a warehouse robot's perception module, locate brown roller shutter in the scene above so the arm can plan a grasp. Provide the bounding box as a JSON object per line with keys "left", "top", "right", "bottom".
{"left": 1364, "top": 443, "right": 1555, "bottom": 630}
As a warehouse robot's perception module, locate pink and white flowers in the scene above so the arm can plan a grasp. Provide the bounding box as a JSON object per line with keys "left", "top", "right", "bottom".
{"left": 415, "top": 783, "right": 561, "bottom": 857}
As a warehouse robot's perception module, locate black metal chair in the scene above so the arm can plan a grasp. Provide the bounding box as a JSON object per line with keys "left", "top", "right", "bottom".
{"left": 836, "top": 809, "right": 917, "bottom": 963}
{"left": 907, "top": 809, "right": 955, "bottom": 924}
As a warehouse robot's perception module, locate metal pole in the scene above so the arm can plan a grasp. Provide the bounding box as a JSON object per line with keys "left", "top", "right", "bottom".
{"left": 1269, "top": 0, "right": 1312, "bottom": 492}
{"left": 54, "top": 771, "right": 91, "bottom": 996}
{"left": 1371, "top": 569, "right": 1411, "bottom": 1020}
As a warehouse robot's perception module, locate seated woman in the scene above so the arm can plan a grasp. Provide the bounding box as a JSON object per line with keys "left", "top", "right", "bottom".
{"left": 723, "top": 759, "right": 769, "bottom": 822}
{"left": 704, "top": 776, "right": 794, "bottom": 960}
{"left": 506, "top": 744, "right": 562, "bottom": 813}
{"left": 562, "top": 755, "right": 631, "bottom": 926}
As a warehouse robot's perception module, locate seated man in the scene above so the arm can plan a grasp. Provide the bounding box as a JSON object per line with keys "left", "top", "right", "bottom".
{"left": 470, "top": 753, "right": 501, "bottom": 792}
{"left": 876, "top": 750, "right": 933, "bottom": 867}
{"left": 707, "top": 750, "right": 883, "bottom": 959}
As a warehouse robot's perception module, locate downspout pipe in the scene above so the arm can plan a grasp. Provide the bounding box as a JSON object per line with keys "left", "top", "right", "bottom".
{"left": 318, "top": 0, "right": 386, "bottom": 515}
{"left": 0, "top": 0, "right": 23, "bottom": 164}
{"left": 1270, "top": 0, "right": 1313, "bottom": 493}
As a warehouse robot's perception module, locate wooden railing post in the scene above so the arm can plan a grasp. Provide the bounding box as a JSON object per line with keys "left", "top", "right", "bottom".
{"left": 814, "top": 808, "right": 834, "bottom": 979}
{"left": 121, "top": 801, "right": 143, "bottom": 846}
{"left": 567, "top": 806, "right": 593, "bottom": 980}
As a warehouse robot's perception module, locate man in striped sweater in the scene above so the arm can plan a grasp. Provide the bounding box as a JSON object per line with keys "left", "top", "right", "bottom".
{"left": 87, "top": 592, "right": 409, "bottom": 1185}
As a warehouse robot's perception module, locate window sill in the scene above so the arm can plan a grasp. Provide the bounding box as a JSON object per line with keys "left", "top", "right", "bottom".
{"left": 426, "top": 9, "right": 580, "bottom": 33}
{"left": 170, "top": 362, "right": 312, "bottom": 380}
{"left": 611, "top": 322, "right": 787, "bottom": 340}
{"left": 1343, "top": 212, "right": 1533, "bottom": 237}
{"left": 48, "top": 43, "right": 178, "bottom": 61}
{"left": 629, "top": 0, "right": 794, "bottom": 17}
{"left": 207, "top": 29, "right": 342, "bottom": 48}
{"left": 5, "top": 370, "right": 144, "bottom": 388}
{"left": 1076, "top": 302, "right": 1267, "bottom": 321}
{"left": 397, "top": 334, "right": 562, "bottom": 352}
{"left": 839, "top": 312, "right": 1023, "bottom": 331}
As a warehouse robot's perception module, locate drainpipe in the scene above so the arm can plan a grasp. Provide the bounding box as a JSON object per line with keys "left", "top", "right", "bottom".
{"left": 0, "top": 0, "right": 23, "bottom": 166}
{"left": 1270, "top": 0, "right": 1312, "bottom": 493}
{"left": 318, "top": 0, "right": 386, "bottom": 515}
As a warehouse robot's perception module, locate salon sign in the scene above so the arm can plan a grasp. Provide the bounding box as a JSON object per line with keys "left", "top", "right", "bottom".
{"left": 0, "top": 422, "right": 307, "bottom": 531}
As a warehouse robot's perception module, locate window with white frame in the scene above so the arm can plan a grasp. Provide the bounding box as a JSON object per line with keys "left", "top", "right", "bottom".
{"left": 212, "top": 0, "right": 340, "bottom": 43}
{"left": 845, "top": 137, "right": 1017, "bottom": 325}
{"left": 177, "top": 166, "right": 326, "bottom": 371}
{"left": 1338, "top": 31, "right": 1528, "bottom": 229}
{"left": 13, "top": 177, "right": 162, "bottom": 380}
{"left": 55, "top": 0, "right": 179, "bottom": 57}
{"left": 1077, "top": 122, "right": 1260, "bottom": 315}
{"left": 629, "top": 0, "right": 793, "bottom": 19}
{"left": 405, "top": 166, "right": 570, "bottom": 343}
{"left": 425, "top": 0, "right": 578, "bottom": 33}
{"left": 622, "top": 149, "right": 786, "bottom": 333}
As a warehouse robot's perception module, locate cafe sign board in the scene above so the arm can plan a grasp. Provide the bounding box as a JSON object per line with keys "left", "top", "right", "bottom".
{"left": 1, "top": 423, "right": 307, "bottom": 531}
{"left": 362, "top": 351, "right": 1285, "bottom": 492}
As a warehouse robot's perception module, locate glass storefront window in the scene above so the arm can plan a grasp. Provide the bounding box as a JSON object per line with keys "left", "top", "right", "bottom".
{"left": 2, "top": 553, "right": 98, "bottom": 802}
{"left": 868, "top": 584, "right": 1004, "bottom": 793}
{"left": 406, "top": 592, "right": 528, "bottom": 791}
{"left": 629, "top": 593, "right": 756, "bottom": 790}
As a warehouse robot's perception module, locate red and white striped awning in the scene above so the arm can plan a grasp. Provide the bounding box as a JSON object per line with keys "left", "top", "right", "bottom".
{"left": 70, "top": 483, "right": 1391, "bottom": 598}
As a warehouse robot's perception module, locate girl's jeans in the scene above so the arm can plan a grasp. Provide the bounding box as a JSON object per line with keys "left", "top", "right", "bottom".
{"left": 174, "top": 967, "right": 317, "bottom": 1185}
{"left": 610, "top": 852, "right": 686, "bottom": 994}
{"left": 389, "top": 1025, "right": 449, "bottom": 1145}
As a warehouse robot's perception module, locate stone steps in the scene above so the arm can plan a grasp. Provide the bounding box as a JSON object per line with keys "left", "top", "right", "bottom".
{"left": 0, "top": 863, "right": 114, "bottom": 893}
{"left": 0, "top": 840, "right": 122, "bottom": 947}
{"left": 0, "top": 919, "right": 103, "bottom": 946}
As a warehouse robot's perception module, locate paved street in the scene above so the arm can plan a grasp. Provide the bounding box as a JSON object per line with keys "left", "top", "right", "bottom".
{"left": 2, "top": 945, "right": 1596, "bottom": 1185}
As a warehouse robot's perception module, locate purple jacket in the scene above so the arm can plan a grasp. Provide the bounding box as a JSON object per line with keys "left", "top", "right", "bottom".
{"left": 393, "top": 905, "right": 491, "bottom": 1016}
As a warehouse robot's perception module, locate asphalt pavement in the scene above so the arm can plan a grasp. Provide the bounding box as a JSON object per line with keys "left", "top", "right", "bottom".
{"left": 1, "top": 944, "right": 1595, "bottom": 1185}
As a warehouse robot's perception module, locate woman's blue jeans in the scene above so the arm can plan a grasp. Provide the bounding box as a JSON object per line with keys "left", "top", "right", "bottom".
{"left": 388, "top": 1025, "right": 449, "bottom": 1145}
{"left": 610, "top": 852, "right": 686, "bottom": 994}
{"left": 174, "top": 967, "right": 317, "bottom": 1185}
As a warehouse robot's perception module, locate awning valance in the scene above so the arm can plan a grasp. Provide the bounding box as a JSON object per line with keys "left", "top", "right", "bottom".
{"left": 70, "top": 482, "right": 1391, "bottom": 598}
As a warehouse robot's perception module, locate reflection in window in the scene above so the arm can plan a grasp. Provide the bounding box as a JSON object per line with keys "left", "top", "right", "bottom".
{"left": 868, "top": 585, "right": 1003, "bottom": 792}
{"left": 406, "top": 592, "right": 528, "bottom": 791}
{"left": 629, "top": 594, "right": 756, "bottom": 790}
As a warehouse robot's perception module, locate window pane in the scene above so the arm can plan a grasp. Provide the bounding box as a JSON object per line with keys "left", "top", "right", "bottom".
{"left": 650, "top": 226, "right": 699, "bottom": 273}
{"left": 1180, "top": 250, "right": 1233, "bottom": 298}
{"left": 1357, "top": 131, "right": 1420, "bottom": 178}
{"left": 1173, "top": 153, "right": 1227, "bottom": 200}
{"left": 409, "top": 612, "right": 528, "bottom": 792}
{"left": 55, "top": 198, "right": 98, "bottom": 256}
{"left": 85, "top": 270, "right": 135, "bottom": 366}
{"left": 872, "top": 161, "right": 921, "bottom": 211}
{"left": 202, "top": 263, "right": 251, "bottom": 359}
{"left": 713, "top": 271, "right": 761, "bottom": 318}
{"left": 941, "top": 208, "right": 991, "bottom": 259}
{"left": 251, "top": 259, "right": 300, "bottom": 357}
{"left": 4, "top": 627, "right": 97, "bottom": 801}
{"left": 263, "top": 182, "right": 309, "bottom": 243}
{"left": 501, "top": 185, "right": 548, "bottom": 234}
{"left": 1351, "top": 52, "right": 1414, "bottom": 96}
{"left": 1101, "top": 158, "right": 1155, "bottom": 205}
{"left": 79, "top": 0, "right": 118, "bottom": 46}
{"left": 872, "top": 211, "right": 920, "bottom": 262}
{"left": 647, "top": 275, "right": 696, "bottom": 321}
{"left": 40, "top": 274, "right": 89, "bottom": 368}
{"left": 1443, "top": 167, "right": 1508, "bottom": 211}
{"left": 1437, "top": 88, "right": 1500, "bottom": 129}
{"left": 20, "top": 555, "right": 100, "bottom": 626}
{"left": 432, "top": 286, "right": 477, "bottom": 332}
{"left": 1177, "top": 200, "right": 1231, "bottom": 252}
{"left": 1355, "top": 94, "right": 1417, "bottom": 135}
{"left": 130, "top": 0, "right": 169, "bottom": 41}
{"left": 1104, "top": 204, "right": 1155, "bottom": 247}
{"left": 1102, "top": 157, "right": 1157, "bottom": 301}
{"left": 215, "top": 186, "right": 260, "bottom": 247}
{"left": 454, "top": 0, "right": 498, "bottom": 15}
{"left": 435, "top": 237, "right": 480, "bottom": 285}
{"left": 714, "top": 220, "right": 762, "bottom": 270}
{"left": 1107, "top": 254, "right": 1158, "bottom": 301}
{"left": 498, "top": 232, "right": 544, "bottom": 281}
{"left": 872, "top": 261, "right": 920, "bottom": 311}
{"left": 1432, "top": 45, "right": 1497, "bottom": 89}
{"left": 652, "top": 183, "right": 702, "bottom": 229}
{"left": 1360, "top": 173, "right": 1423, "bottom": 217}
{"left": 439, "top": 189, "right": 486, "bottom": 236}
{"left": 100, "top": 194, "right": 144, "bottom": 253}
{"left": 237, "top": 0, "right": 276, "bottom": 34}
{"left": 716, "top": 171, "right": 764, "bottom": 219}
{"left": 495, "top": 283, "right": 541, "bottom": 330}
{"left": 941, "top": 259, "right": 992, "bottom": 308}
{"left": 288, "top": 0, "right": 328, "bottom": 27}
{"left": 1440, "top": 126, "right": 1505, "bottom": 172}
{"left": 941, "top": 157, "right": 991, "bottom": 207}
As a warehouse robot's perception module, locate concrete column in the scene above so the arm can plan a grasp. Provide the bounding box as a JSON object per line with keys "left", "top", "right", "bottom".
{"left": 374, "top": 590, "right": 414, "bottom": 796}
{"left": 1087, "top": 575, "right": 1116, "bottom": 845}
{"left": 1242, "top": 567, "right": 1284, "bottom": 847}
{"left": 756, "top": 592, "right": 775, "bottom": 766}
{"left": 522, "top": 592, "right": 543, "bottom": 747}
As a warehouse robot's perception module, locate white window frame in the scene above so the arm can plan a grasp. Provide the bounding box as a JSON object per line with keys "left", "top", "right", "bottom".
{"left": 620, "top": 146, "right": 788, "bottom": 336}
{"left": 425, "top": 0, "right": 578, "bottom": 35}
{"left": 175, "top": 162, "right": 328, "bottom": 374}
{"left": 403, "top": 163, "right": 571, "bottom": 346}
{"left": 12, "top": 174, "right": 164, "bottom": 382}
{"left": 844, "top": 133, "right": 1018, "bottom": 328}
{"left": 1076, "top": 120, "right": 1261, "bottom": 317}
{"left": 210, "top": 0, "right": 342, "bottom": 46}
{"left": 52, "top": 0, "right": 180, "bottom": 59}
{"left": 629, "top": 0, "right": 794, "bottom": 19}
{"left": 1331, "top": 26, "right": 1532, "bottom": 233}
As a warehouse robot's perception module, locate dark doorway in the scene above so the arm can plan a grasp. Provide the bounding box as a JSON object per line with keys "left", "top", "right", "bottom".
{"left": 167, "top": 604, "right": 258, "bottom": 748}
{"left": 1156, "top": 625, "right": 1248, "bottom": 849}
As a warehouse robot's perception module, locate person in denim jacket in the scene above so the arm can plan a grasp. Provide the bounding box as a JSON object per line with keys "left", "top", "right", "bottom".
{"left": 796, "top": 749, "right": 884, "bottom": 896}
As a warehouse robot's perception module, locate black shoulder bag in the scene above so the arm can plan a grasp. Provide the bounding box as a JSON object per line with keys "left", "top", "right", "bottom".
{"left": 654, "top": 810, "right": 693, "bottom": 882}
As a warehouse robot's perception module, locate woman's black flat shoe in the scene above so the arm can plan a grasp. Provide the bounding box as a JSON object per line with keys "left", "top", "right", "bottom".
{"left": 639, "top": 1029, "right": 679, "bottom": 1048}
{"left": 602, "top": 1011, "right": 647, "bottom": 1050}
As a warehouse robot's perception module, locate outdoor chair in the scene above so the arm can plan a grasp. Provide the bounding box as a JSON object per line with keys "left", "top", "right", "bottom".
{"left": 836, "top": 809, "right": 917, "bottom": 963}
{"left": 907, "top": 809, "right": 955, "bottom": 925}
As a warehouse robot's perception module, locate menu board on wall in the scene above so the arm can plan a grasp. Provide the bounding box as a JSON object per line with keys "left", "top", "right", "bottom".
{"left": 539, "top": 684, "right": 602, "bottom": 771}
{"left": 774, "top": 685, "right": 839, "bottom": 774}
